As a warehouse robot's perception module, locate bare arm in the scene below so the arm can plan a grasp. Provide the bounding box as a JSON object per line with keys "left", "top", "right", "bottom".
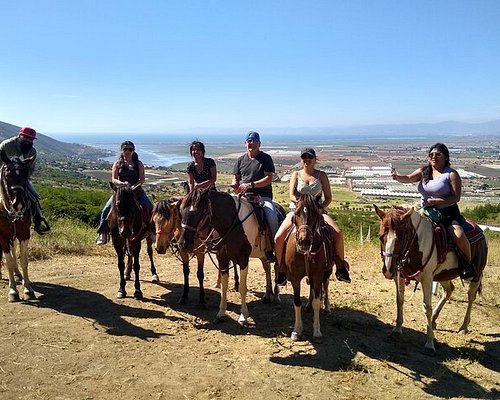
{"left": 289, "top": 171, "right": 299, "bottom": 202}
{"left": 319, "top": 171, "right": 332, "bottom": 209}
{"left": 392, "top": 167, "right": 422, "bottom": 183}
{"left": 110, "top": 162, "right": 126, "bottom": 186}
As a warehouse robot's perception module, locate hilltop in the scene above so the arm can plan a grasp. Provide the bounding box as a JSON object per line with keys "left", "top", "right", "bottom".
{"left": 0, "top": 121, "right": 110, "bottom": 160}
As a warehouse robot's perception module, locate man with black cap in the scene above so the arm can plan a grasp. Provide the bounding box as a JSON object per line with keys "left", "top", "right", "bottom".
{"left": 0, "top": 127, "right": 51, "bottom": 234}
{"left": 232, "top": 131, "right": 279, "bottom": 261}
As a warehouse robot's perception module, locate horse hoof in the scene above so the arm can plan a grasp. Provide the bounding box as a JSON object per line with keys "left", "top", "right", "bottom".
{"left": 423, "top": 346, "right": 436, "bottom": 356}
{"left": 458, "top": 328, "right": 468, "bottom": 335}
{"left": 117, "top": 291, "right": 126, "bottom": 299}
{"left": 8, "top": 292, "right": 20, "bottom": 302}
{"left": 134, "top": 291, "right": 143, "bottom": 300}
{"left": 291, "top": 331, "right": 300, "bottom": 341}
{"left": 151, "top": 275, "right": 159, "bottom": 283}
{"left": 24, "top": 291, "right": 37, "bottom": 301}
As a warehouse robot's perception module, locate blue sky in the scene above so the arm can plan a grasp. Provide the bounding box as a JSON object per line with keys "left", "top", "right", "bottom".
{"left": 1, "top": 0, "right": 500, "bottom": 134}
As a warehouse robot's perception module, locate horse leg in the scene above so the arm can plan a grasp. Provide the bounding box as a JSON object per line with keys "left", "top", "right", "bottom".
{"left": 459, "top": 280, "right": 481, "bottom": 334}
{"left": 233, "top": 263, "right": 239, "bottom": 292}
{"left": 4, "top": 251, "right": 20, "bottom": 302}
{"left": 238, "top": 266, "right": 250, "bottom": 326}
{"left": 431, "top": 280, "right": 454, "bottom": 330}
{"left": 125, "top": 255, "right": 132, "bottom": 281}
{"left": 196, "top": 253, "right": 206, "bottom": 306}
{"left": 115, "top": 241, "right": 127, "bottom": 298}
{"left": 305, "top": 287, "right": 313, "bottom": 313}
{"left": 261, "top": 258, "right": 274, "bottom": 304}
{"left": 323, "top": 270, "right": 333, "bottom": 313}
{"left": 214, "top": 269, "right": 229, "bottom": 323}
{"left": 179, "top": 255, "right": 190, "bottom": 305}
{"left": 147, "top": 237, "right": 159, "bottom": 283}
{"left": 132, "top": 247, "right": 143, "bottom": 300}
{"left": 421, "top": 280, "right": 436, "bottom": 354}
{"left": 311, "top": 278, "right": 323, "bottom": 340}
{"left": 291, "top": 279, "right": 303, "bottom": 341}
{"left": 391, "top": 275, "right": 405, "bottom": 336}
{"left": 18, "top": 240, "right": 35, "bottom": 300}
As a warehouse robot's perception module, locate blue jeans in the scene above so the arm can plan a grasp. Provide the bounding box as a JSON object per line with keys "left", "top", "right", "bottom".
{"left": 261, "top": 196, "right": 279, "bottom": 239}
{"left": 97, "top": 190, "right": 153, "bottom": 233}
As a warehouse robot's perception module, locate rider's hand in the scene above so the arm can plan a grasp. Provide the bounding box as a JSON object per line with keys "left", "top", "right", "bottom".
{"left": 231, "top": 183, "right": 240, "bottom": 193}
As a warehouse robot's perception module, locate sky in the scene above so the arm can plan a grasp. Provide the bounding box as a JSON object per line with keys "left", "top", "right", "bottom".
{"left": 1, "top": 0, "right": 500, "bottom": 134}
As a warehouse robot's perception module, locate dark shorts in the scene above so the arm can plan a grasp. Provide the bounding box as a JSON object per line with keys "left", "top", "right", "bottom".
{"left": 437, "top": 204, "right": 465, "bottom": 227}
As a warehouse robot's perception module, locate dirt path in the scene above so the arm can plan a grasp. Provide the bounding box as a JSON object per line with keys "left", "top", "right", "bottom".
{"left": 0, "top": 246, "right": 498, "bottom": 400}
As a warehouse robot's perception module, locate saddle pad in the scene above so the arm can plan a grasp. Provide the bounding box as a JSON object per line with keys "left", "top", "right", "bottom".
{"left": 463, "top": 218, "right": 485, "bottom": 244}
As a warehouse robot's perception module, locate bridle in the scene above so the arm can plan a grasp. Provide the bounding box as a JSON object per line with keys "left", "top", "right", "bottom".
{"left": 0, "top": 162, "right": 30, "bottom": 221}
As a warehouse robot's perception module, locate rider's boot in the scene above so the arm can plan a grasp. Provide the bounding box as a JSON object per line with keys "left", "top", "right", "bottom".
{"left": 32, "top": 203, "right": 50, "bottom": 235}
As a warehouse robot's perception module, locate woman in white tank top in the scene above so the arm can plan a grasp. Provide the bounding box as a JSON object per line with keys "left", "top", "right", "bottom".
{"left": 274, "top": 148, "right": 351, "bottom": 284}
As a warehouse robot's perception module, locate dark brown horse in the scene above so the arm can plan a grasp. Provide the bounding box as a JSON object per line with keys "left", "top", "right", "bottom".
{"left": 152, "top": 198, "right": 208, "bottom": 305}
{"left": 375, "top": 204, "right": 488, "bottom": 354}
{"left": 0, "top": 155, "right": 35, "bottom": 302}
{"left": 108, "top": 184, "right": 156, "bottom": 299}
{"left": 178, "top": 188, "right": 282, "bottom": 325}
{"left": 284, "top": 194, "right": 334, "bottom": 341}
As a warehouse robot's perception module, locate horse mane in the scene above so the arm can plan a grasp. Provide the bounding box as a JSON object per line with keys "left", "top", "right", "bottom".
{"left": 181, "top": 188, "right": 203, "bottom": 209}
{"left": 296, "top": 194, "right": 320, "bottom": 214}
{"left": 152, "top": 199, "right": 171, "bottom": 220}
{"left": 381, "top": 206, "right": 410, "bottom": 232}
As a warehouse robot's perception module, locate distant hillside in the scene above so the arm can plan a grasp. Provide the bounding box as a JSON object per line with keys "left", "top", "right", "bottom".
{"left": 0, "top": 121, "right": 110, "bottom": 160}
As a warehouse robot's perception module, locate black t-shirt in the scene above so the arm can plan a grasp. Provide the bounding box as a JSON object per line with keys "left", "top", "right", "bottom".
{"left": 187, "top": 157, "right": 216, "bottom": 183}
{"left": 233, "top": 151, "right": 275, "bottom": 199}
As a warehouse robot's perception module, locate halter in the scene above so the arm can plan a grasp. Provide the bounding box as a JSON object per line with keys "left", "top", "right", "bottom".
{"left": 0, "top": 162, "right": 29, "bottom": 221}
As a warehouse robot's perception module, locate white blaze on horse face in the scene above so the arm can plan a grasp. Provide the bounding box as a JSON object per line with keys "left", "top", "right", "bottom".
{"left": 385, "top": 230, "right": 397, "bottom": 278}
{"left": 189, "top": 205, "right": 196, "bottom": 212}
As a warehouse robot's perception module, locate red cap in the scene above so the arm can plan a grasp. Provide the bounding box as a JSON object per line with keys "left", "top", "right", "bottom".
{"left": 18, "top": 127, "right": 37, "bottom": 140}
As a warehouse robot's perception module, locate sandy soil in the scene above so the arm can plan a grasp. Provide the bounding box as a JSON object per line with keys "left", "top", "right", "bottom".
{"left": 0, "top": 245, "right": 498, "bottom": 400}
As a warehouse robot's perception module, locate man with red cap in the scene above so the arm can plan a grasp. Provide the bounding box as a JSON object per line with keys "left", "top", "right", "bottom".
{"left": 0, "top": 127, "right": 51, "bottom": 234}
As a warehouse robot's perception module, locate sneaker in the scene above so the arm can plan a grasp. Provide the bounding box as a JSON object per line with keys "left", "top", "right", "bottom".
{"left": 335, "top": 268, "right": 351, "bottom": 283}
{"left": 275, "top": 272, "right": 287, "bottom": 286}
{"left": 96, "top": 233, "right": 109, "bottom": 245}
{"left": 265, "top": 251, "right": 277, "bottom": 263}
{"left": 34, "top": 218, "right": 51, "bottom": 235}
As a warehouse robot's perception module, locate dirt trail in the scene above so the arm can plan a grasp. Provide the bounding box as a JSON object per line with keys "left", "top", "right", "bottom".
{"left": 0, "top": 247, "right": 498, "bottom": 400}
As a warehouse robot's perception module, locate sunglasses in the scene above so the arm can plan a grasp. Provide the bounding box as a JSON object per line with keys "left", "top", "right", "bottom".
{"left": 429, "top": 152, "right": 443, "bottom": 158}
{"left": 122, "top": 147, "right": 134, "bottom": 152}
{"left": 246, "top": 139, "right": 259, "bottom": 144}
{"left": 301, "top": 154, "right": 314, "bottom": 160}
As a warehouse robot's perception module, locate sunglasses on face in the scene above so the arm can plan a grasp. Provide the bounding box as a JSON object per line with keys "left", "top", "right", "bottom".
{"left": 301, "top": 154, "right": 314, "bottom": 160}
{"left": 246, "top": 139, "right": 259, "bottom": 144}
{"left": 122, "top": 147, "right": 134, "bottom": 152}
{"left": 429, "top": 152, "right": 443, "bottom": 158}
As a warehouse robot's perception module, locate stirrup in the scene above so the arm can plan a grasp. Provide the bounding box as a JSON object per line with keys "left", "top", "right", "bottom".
{"left": 34, "top": 218, "right": 51, "bottom": 235}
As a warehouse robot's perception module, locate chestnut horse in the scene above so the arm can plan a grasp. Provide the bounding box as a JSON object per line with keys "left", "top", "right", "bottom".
{"left": 178, "top": 188, "right": 283, "bottom": 325}
{"left": 284, "top": 194, "right": 334, "bottom": 341}
{"left": 152, "top": 198, "right": 208, "bottom": 305}
{"left": 108, "top": 184, "right": 156, "bottom": 299}
{"left": 0, "top": 155, "right": 35, "bottom": 302}
{"left": 375, "top": 205, "right": 488, "bottom": 354}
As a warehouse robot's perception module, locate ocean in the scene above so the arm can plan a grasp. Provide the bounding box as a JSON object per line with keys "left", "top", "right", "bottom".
{"left": 48, "top": 131, "right": 492, "bottom": 168}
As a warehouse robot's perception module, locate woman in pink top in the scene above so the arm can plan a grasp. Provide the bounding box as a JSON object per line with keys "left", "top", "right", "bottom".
{"left": 391, "top": 143, "right": 474, "bottom": 279}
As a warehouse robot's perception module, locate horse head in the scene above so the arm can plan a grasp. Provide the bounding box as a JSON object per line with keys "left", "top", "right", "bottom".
{"left": 111, "top": 184, "right": 141, "bottom": 239}
{"left": 293, "top": 194, "right": 322, "bottom": 254}
{"left": 0, "top": 156, "right": 32, "bottom": 219}
{"left": 152, "top": 198, "right": 179, "bottom": 254}
{"left": 374, "top": 204, "right": 414, "bottom": 279}
{"left": 178, "top": 188, "right": 210, "bottom": 252}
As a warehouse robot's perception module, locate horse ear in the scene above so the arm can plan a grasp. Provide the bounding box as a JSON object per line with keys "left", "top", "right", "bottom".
{"left": 400, "top": 207, "right": 414, "bottom": 221}
{"left": 374, "top": 204, "right": 385, "bottom": 220}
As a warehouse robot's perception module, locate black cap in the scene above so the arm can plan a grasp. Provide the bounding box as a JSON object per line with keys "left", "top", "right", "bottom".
{"left": 300, "top": 148, "right": 316, "bottom": 157}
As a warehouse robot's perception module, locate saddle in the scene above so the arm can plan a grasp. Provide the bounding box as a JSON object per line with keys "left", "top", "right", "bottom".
{"left": 244, "top": 193, "right": 274, "bottom": 255}
{"left": 424, "top": 214, "right": 484, "bottom": 266}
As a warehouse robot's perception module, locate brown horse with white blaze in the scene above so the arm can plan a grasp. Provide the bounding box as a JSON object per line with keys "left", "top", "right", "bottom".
{"left": 0, "top": 155, "right": 35, "bottom": 302}
{"left": 284, "top": 194, "right": 334, "bottom": 341}
{"left": 375, "top": 204, "right": 488, "bottom": 354}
